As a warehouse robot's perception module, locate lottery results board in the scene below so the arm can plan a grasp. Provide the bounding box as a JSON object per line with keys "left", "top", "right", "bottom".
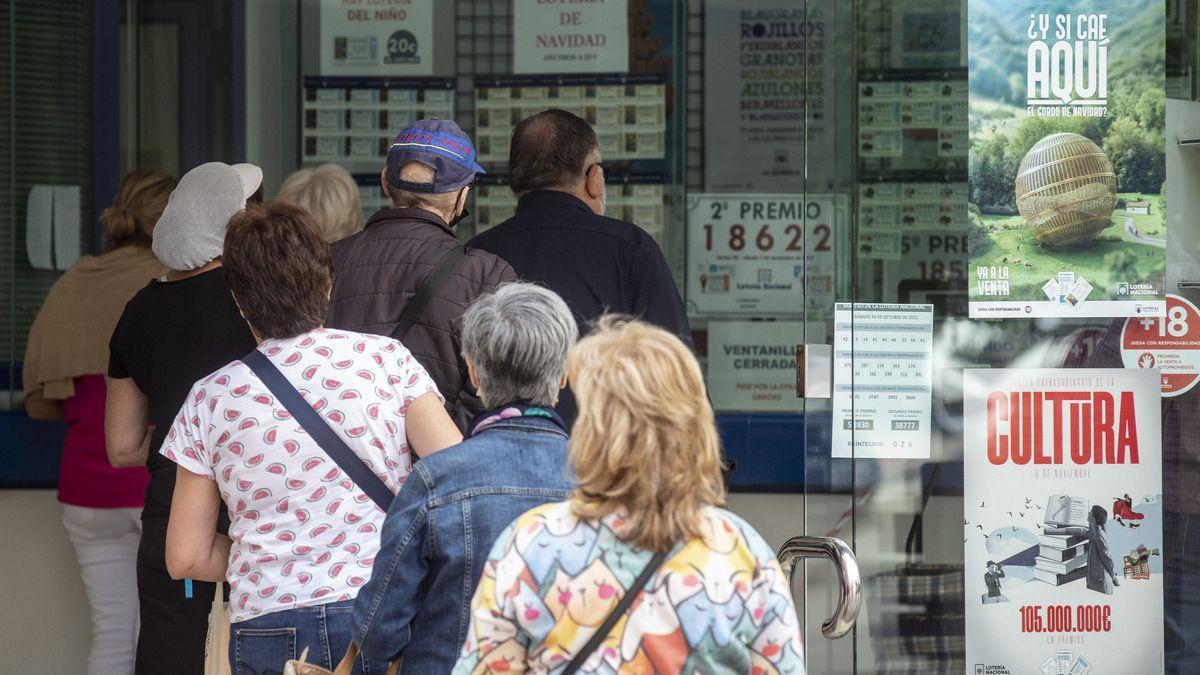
{"left": 474, "top": 74, "right": 666, "bottom": 165}
{"left": 685, "top": 193, "right": 846, "bottom": 317}
{"left": 300, "top": 76, "right": 455, "bottom": 170}
{"left": 831, "top": 303, "right": 934, "bottom": 459}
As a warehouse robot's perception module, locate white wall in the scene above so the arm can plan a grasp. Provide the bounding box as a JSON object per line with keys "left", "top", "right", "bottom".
{"left": 0, "top": 491, "right": 89, "bottom": 673}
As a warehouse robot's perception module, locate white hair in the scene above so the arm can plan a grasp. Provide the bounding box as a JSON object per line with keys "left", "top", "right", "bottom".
{"left": 461, "top": 283, "right": 578, "bottom": 408}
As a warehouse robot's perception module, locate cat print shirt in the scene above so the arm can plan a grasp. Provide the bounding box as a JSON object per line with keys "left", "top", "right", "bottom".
{"left": 161, "top": 328, "right": 440, "bottom": 622}
{"left": 452, "top": 500, "right": 805, "bottom": 675}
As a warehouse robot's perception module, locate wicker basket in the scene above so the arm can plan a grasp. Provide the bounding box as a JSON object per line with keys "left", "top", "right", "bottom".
{"left": 1015, "top": 132, "right": 1117, "bottom": 247}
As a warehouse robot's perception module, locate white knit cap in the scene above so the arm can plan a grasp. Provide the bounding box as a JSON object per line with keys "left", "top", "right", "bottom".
{"left": 152, "top": 162, "right": 263, "bottom": 271}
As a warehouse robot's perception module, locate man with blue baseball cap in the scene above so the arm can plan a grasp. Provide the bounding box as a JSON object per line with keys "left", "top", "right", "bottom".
{"left": 327, "top": 119, "right": 516, "bottom": 428}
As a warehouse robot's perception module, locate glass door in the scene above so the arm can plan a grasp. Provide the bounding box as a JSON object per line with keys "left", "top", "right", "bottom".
{"left": 686, "top": 0, "right": 861, "bottom": 671}
{"left": 835, "top": 1, "right": 1200, "bottom": 674}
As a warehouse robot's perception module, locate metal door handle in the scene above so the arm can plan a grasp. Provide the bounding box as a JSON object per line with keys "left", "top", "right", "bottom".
{"left": 777, "top": 535, "right": 862, "bottom": 639}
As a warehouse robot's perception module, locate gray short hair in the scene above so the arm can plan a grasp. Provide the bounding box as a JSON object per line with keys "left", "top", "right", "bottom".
{"left": 461, "top": 282, "right": 578, "bottom": 408}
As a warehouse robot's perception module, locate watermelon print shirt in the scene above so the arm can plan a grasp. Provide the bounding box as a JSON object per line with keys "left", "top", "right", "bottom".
{"left": 160, "top": 328, "right": 441, "bottom": 622}
{"left": 452, "top": 501, "right": 805, "bottom": 675}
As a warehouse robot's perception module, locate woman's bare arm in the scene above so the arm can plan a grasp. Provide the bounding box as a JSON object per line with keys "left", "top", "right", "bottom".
{"left": 24, "top": 391, "right": 64, "bottom": 421}
{"left": 165, "top": 466, "right": 231, "bottom": 582}
{"left": 105, "top": 377, "right": 153, "bottom": 467}
{"left": 404, "top": 392, "right": 463, "bottom": 458}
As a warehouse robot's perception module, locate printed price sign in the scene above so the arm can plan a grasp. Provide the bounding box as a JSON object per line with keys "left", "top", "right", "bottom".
{"left": 685, "top": 193, "right": 841, "bottom": 316}
{"left": 1121, "top": 293, "right": 1200, "bottom": 397}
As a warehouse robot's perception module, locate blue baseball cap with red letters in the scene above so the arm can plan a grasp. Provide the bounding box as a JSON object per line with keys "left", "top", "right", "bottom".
{"left": 385, "top": 119, "right": 485, "bottom": 193}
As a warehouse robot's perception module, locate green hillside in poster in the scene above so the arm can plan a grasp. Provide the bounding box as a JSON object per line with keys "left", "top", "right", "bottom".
{"left": 967, "top": 0, "right": 1166, "bottom": 318}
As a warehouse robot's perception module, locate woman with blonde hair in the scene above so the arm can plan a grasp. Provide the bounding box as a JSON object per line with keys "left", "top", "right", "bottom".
{"left": 453, "top": 317, "right": 804, "bottom": 675}
{"left": 275, "top": 163, "right": 364, "bottom": 242}
{"left": 24, "top": 169, "right": 175, "bottom": 675}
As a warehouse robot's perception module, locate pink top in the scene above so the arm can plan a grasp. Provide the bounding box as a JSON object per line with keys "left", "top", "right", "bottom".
{"left": 58, "top": 374, "right": 150, "bottom": 508}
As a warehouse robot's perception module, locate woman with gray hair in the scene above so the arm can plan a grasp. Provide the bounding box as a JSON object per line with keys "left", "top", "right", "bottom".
{"left": 334, "top": 282, "right": 579, "bottom": 674}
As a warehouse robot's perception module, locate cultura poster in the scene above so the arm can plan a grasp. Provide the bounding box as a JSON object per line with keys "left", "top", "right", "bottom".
{"left": 967, "top": 0, "right": 1166, "bottom": 318}
{"left": 964, "top": 369, "right": 1163, "bottom": 674}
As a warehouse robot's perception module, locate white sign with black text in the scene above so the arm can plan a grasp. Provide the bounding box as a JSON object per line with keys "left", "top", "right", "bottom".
{"left": 707, "top": 321, "right": 807, "bottom": 413}
{"left": 512, "top": 0, "right": 629, "bottom": 74}
{"left": 686, "top": 193, "right": 841, "bottom": 317}
{"left": 831, "top": 303, "right": 934, "bottom": 459}
{"left": 318, "top": 0, "right": 435, "bottom": 76}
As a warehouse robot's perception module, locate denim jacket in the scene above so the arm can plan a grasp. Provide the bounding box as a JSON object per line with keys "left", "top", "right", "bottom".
{"left": 351, "top": 414, "right": 572, "bottom": 673}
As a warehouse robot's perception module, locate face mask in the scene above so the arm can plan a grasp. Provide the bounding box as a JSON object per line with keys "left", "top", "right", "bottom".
{"left": 446, "top": 186, "right": 471, "bottom": 228}
{"left": 448, "top": 208, "right": 471, "bottom": 228}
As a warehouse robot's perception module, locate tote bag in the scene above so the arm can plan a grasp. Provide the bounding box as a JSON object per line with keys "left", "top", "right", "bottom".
{"left": 204, "top": 582, "right": 232, "bottom": 675}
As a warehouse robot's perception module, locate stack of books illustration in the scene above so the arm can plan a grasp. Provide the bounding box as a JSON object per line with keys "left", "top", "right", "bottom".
{"left": 1035, "top": 495, "right": 1089, "bottom": 586}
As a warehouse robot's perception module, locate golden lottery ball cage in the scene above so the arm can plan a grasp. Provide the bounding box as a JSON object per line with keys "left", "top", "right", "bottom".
{"left": 1015, "top": 132, "right": 1118, "bottom": 247}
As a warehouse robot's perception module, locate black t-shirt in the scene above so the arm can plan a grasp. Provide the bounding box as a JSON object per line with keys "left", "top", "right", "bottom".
{"left": 108, "top": 267, "right": 256, "bottom": 522}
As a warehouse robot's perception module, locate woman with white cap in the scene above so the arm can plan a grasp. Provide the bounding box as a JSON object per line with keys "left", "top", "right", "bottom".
{"left": 105, "top": 161, "right": 262, "bottom": 675}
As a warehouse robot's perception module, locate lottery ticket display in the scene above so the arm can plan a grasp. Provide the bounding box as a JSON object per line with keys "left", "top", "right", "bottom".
{"left": 859, "top": 182, "right": 968, "bottom": 232}
{"left": 474, "top": 74, "right": 666, "bottom": 165}
{"left": 474, "top": 175, "right": 665, "bottom": 244}
{"left": 301, "top": 77, "right": 455, "bottom": 170}
{"left": 831, "top": 303, "right": 933, "bottom": 459}
{"left": 857, "top": 78, "right": 967, "bottom": 159}
{"left": 859, "top": 181, "right": 969, "bottom": 265}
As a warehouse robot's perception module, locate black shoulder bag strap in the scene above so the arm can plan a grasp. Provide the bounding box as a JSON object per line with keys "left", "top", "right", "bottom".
{"left": 562, "top": 549, "right": 670, "bottom": 675}
{"left": 242, "top": 350, "right": 393, "bottom": 512}
{"left": 391, "top": 244, "right": 466, "bottom": 342}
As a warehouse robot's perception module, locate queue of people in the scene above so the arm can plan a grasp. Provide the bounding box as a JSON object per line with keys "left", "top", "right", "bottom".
{"left": 24, "top": 109, "right": 802, "bottom": 674}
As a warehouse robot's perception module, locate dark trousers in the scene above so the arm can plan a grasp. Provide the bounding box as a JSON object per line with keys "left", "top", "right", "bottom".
{"left": 1166, "top": 510, "right": 1200, "bottom": 675}
{"left": 135, "top": 518, "right": 218, "bottom": 675}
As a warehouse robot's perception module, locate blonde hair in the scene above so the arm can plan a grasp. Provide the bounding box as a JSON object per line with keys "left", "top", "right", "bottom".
{"left": 275, "top": 164, "right": 364, "bottom": 243}
{"left": 100, "top": 170, "right": 176, "bottom": 248}
{"left": 568, "top": 316, "right": 726, "bottom": 552}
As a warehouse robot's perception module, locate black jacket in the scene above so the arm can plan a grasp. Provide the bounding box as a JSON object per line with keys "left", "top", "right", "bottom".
{"left": 468, "top": 190, "right": 692, "bottom": 425}
{"left": 328, "top": 208, "right": 516, "bottom": 428}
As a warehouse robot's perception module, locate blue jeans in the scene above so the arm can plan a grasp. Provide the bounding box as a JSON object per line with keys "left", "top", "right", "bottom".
{"left": 229, "top": 600, "right": 387, "bottom": 675}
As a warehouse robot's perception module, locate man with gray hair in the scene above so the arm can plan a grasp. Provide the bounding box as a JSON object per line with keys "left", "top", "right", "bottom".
{"left": 342, "top": 282, "right": 576, "bottom": 673}
{"left": 328, "top": 119, "right": 516, "bottom": 429}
